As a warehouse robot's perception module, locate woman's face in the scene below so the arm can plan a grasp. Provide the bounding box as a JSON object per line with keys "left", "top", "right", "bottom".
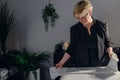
{"left": 76, "top": 10, "right": 92, "bottom": 25}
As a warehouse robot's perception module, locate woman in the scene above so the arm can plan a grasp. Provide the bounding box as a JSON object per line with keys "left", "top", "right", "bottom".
{"left": 55, "top": 0, "right": 113, "bottom": 68}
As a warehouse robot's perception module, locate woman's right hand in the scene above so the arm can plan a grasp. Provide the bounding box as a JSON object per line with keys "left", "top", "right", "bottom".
{"left": 55, "top": 53, "right": 71, "bottom": 68}
{"left": 55, "top": 62, "right": 64, "bottom": 68}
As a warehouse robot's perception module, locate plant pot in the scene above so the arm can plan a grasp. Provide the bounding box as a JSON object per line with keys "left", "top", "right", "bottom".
{"left": 27, "top": 68, "right": 40, "bottom": 80}
{"left": 0, "top": 68, "right": 8, "bottom": 80}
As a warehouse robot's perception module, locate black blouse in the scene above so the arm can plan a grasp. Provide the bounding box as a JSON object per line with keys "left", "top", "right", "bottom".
{"left": 82, "top": 22, "right": 97, "bottom": 48}
{"left": 66, "top": 19, "right": 113, "bottom": 67}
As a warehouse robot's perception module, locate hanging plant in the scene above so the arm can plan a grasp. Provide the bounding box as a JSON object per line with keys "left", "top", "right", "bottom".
{"left": 42, "top": 3, "right": 60, "bottom": 32}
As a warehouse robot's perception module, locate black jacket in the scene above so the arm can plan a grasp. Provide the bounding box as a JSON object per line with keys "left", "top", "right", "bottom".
{"left": 66, "top": 19, "right": 113, "bottom": 66}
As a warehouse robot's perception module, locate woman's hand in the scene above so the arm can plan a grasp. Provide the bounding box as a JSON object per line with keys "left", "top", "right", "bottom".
{"left": 55, "top": 53, "right": 71, "bottom": 68}
{"left": 55, "top": 62, "right": 64, "bottom": 68}
{"left": 107, "top": 47, "right": 113, "bottom": 58}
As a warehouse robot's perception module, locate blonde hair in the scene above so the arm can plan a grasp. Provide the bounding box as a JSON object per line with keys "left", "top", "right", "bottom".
{"left": 73, "top": 0, "right": 93, "bottom": 18}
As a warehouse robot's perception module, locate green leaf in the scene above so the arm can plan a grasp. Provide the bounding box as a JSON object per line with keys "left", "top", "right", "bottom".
{"left": 42, "top": 3, "right": 60, "bottom": 31}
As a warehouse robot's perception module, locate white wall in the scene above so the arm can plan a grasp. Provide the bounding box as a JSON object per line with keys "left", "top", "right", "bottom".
{"left": 7, "top": 0, "right": 120, "bottom": 52}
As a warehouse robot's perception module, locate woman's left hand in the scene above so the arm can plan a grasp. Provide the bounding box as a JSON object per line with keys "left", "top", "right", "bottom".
{"left": 107, "top": 47, "right": 113, "bottom": 58}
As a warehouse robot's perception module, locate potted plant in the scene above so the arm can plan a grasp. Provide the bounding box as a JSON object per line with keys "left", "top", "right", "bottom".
{"left": 42, "top": 3, "right": 60, "bottom": 32}
{"left": 11, "top": 48, "right": 49, "bottom": 80}
{"left": 0, "top": 0, "right": 18, "bottom": 53}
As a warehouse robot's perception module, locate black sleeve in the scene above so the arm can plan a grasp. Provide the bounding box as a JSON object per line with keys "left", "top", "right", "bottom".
{"left": 104, "top": 22, "right": 113, "bottom": 48}
{"left": 66, "top": 27, "right": 76, "bottom": 56}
